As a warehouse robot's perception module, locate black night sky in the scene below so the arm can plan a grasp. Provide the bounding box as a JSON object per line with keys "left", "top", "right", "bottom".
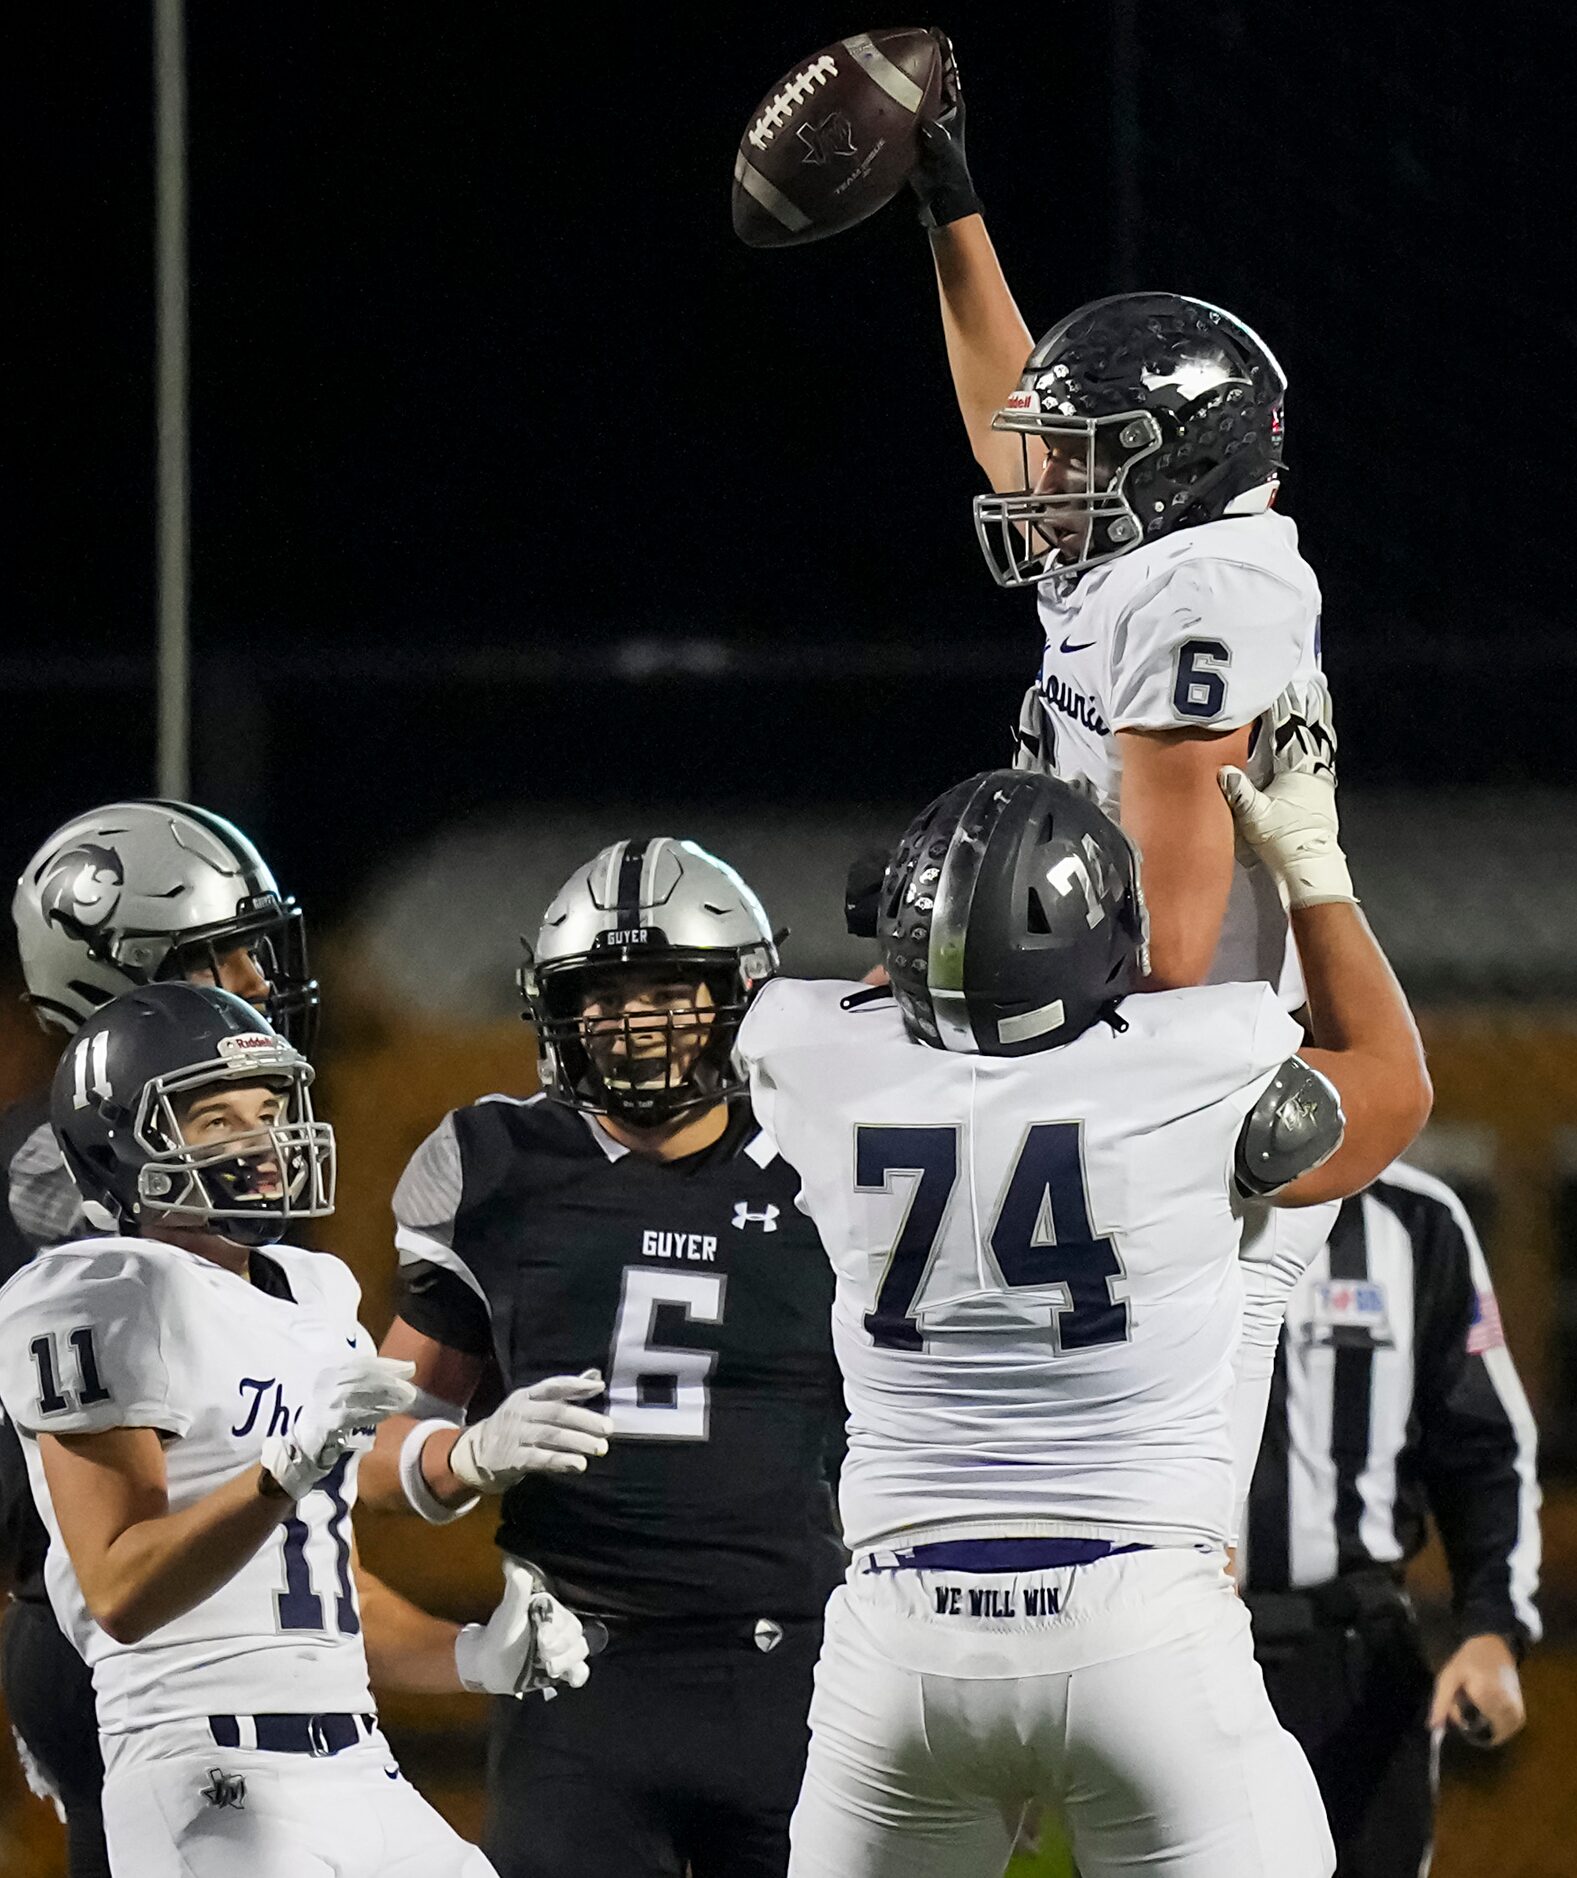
{"left": 8, "top": 5, "right": 1571, "bottom": 921}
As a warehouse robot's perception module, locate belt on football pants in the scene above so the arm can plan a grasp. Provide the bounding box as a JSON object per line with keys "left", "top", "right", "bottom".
{"left": 207, "top": 1711, "right": 377, "bottom": 1756}
{"left": 868, "top": 1538, "right": 1152, "bottom": 1573}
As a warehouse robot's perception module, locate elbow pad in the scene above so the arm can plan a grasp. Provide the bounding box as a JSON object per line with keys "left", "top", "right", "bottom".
{"left": 1235, "top": 1056, "right": 1344, "bottom": 1197}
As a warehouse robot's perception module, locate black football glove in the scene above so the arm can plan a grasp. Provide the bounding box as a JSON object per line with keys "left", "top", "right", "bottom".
{"left": 911, "top": 30, "right": 983, "bottom": 229}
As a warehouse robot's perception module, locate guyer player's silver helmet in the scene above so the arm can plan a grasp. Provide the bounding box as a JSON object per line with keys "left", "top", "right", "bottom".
{"left": 13, "top": 800, "right": 318, "bottom": 1051}
{"left": 518, "top": 838, "right": 779, "bottom": 1125}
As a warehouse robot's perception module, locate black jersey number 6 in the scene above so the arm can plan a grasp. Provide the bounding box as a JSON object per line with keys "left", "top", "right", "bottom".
{"left": 606, "top": 1269, "right": 727, "bottom": 1440}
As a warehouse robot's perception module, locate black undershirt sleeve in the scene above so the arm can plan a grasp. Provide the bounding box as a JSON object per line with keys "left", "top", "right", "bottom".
{"left": 395, "top": 1258, "right": 493, "bottom": 1358}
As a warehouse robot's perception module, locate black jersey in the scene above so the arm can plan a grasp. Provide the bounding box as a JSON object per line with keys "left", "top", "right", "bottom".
{"left": 394, "top": 1093, "right": 846, "bottom": 1620}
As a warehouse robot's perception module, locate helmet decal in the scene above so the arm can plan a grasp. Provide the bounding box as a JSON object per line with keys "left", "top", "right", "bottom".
{"left": 14, "top": 801, "right": 319, "bottom": 1051}
{"left": 40, "top": 845, "right": 125, "bottom": 936}
{"left": 880, "top": 771, "right": 1147, "bottom": 1056}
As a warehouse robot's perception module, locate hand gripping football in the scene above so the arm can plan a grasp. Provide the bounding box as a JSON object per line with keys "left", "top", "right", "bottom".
{"left": 732, "top": 29, "right": 944, "bottom": 248}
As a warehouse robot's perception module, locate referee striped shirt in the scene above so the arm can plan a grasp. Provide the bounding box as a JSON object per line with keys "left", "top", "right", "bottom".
{"left": 1242, "top": 1161, "right": 1542, "bottom": 1645}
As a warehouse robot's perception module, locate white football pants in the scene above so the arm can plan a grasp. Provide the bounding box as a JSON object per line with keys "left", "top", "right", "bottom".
{"left": 789, "top": 1546, "right": 1333, "bottom": 1878}
{"left": 100, "top": 1719, "right": 497, "bottom": 1878}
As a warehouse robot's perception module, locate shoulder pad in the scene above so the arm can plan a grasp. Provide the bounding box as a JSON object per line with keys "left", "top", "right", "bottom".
{"left": 0, "top": 1243, "right": 187, "bottom": 1438}
{"left": 393, "top": 1112, "right": 464, "bottom": 1241}
{"left": 1234, "top": 1056, "right": 1344, "bottom": 1197}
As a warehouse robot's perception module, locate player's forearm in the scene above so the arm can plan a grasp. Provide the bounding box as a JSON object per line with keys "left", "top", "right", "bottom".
{"left": 1282, "top": 902, "right": 1431, "bottom": 1199}
{"left": 362, "top": 1415, "right": 475, "bottom": 1515}
{"left": 928, "top": 217, "right": 1033, "bottom": 480}
{"left": 85, "top": 1466, "right": 290, "bottom": 1645}
{"left": 358, "top": 1415, "right": 415, "bottom": 1511}
{"left": 1296, "top": 901, "right": 1424, "bottom": 1069}
{"left": 356, "top": 1565, "right": 464, "bottom": 1694}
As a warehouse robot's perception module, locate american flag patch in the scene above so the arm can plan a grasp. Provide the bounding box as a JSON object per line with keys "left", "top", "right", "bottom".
{"left": 1467, "top": 1290, "right": 1506, "bottom": 1355}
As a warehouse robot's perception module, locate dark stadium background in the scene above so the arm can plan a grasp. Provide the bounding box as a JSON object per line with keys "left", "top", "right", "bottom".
{"left": 5, "top": 8, "right": 1575, "bottom": 1876}
{"left": 9, "top": 2, "right": 1571, "bottom": 921}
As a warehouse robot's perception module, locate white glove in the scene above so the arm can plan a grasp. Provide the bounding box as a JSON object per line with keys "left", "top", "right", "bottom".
{"left": 1218, "top": 675, "right": 1355, "bottom": 910}
{"left": 449, "top": 1370, "right": 613, "bottom": 1494}
{"left": 455, "top": 1556, "right": 592, "bottom": 1698}
{"left": 260, "top": 1351, "right": 418, "bottom": 1500}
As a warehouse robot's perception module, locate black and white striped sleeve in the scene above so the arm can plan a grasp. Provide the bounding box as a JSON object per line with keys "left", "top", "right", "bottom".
{"left": 1412, "top": 1183, "right": 1542, "bottom": 1648}
{"left": 4, "top": 1118, "right": 90, "bottom": 1265}
{"left": 391, "top": 1113, "right": 492, "bottom": 1357}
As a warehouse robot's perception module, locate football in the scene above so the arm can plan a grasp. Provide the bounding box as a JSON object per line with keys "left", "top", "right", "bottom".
{"left": 732, "top": 29, "right": 944, "bottom": 248}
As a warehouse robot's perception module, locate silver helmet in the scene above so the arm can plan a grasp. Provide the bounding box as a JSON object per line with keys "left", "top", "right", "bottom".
{"left": 519, "top": 837, "right": 778, "bottom": 1125}
{"left": 13, "top": 800, "right": 318, "bottom": 1051}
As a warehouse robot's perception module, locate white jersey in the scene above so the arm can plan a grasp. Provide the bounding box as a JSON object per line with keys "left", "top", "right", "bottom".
{"left": 738, "top": 976, "right": 1302, "bottom": 1554}
{"left": 0, "top": 1236, "right": 377, "bottom": 1736}
{"left": 1026, "top": 510, "right": 1321, "bottom": 995}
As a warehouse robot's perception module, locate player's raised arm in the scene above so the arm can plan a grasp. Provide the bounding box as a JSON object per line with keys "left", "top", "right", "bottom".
{"left": 912, "top": 36, "right": 1038, "bottom": 492}
{"left": 1221, "top": 680, "right": 1432, "bottom": 1203}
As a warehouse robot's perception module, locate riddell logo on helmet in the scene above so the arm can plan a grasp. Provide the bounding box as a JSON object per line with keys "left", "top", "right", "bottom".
{"left": 1003, "top": 389, "right": 1041, "bottom": 414}
{"left": 749, "top": 55, "right": 838, "bottom": 150}
{"left": 217, "top": 1034, "right": 287, "bottom": 1059}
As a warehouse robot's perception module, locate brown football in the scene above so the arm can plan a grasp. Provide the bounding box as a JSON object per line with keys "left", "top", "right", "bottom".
{"left": 732, "top": 29, "right": 944, "bottom": 248}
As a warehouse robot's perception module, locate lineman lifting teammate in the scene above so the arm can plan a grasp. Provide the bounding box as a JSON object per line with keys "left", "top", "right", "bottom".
{"left": 737, "top": 691, "right": 1431, "bottom": 1876}
{"left": 805, "top": 31, "right": 1345, "bottom": 1535}
{"left": 1, "top": 799, "right": 321, "bottom": 1878}
{"left": 359, "top": 838, "right": 846, "bottom": 1878}
{"left": 0, "top": 984, "right": 587, "bottom": 1878}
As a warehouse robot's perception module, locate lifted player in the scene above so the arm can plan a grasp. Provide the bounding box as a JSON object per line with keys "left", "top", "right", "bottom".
{"left": 359, "top": 839, "right": 846, "bottom": 1878}
{"left": 736, "top": 712, "right": 1430, "bottom": 1876}
{"left": 904, "top": 33, "right": 1321, "bottom": 996}
{"left": 0, "top": 985, "right": 600, "bottom": 1878}
{"left": 1, "top": 798, "right": 321, "bottom": 1878}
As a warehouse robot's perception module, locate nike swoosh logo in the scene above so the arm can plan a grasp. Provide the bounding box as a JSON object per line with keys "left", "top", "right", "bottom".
{"left": 1060, "top": 636, "right": 1095, "bottom": 654}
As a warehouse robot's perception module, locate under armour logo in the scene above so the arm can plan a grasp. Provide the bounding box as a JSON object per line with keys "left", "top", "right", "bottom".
{"left": 202, "top": 1769, "right": 247, "bottom": 1810}
{"left": 796, "top": 110, "right": 857, "bottom": 165}
{"left": 731, "top": 1202, "right": 780, "bottom": 1232}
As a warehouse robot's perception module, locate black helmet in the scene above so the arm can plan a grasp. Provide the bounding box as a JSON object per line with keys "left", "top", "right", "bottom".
{"left": 975, "top": 292, "right": 1287, "bottom": 585}
{"left": 51, "top": 982, "right": 335, "bottom": 1247}
{"left": 880, "top": 771, "right": 1149, "bottom": 1055}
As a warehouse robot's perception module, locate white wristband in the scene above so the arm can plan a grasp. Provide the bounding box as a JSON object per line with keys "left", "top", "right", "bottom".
{"left": 1281, "top": 845, "right": 1357, "bottom": 911}
{"left": 398, "top": 1418, "right": 480, "bottom": 1526}
{"left": 453, "top": 1622, "right": 489, "bottom": 1693}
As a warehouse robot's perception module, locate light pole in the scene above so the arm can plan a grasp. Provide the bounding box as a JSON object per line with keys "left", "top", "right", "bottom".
{"left": 153, "top": 0, "right": 190, "bottom": 798}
